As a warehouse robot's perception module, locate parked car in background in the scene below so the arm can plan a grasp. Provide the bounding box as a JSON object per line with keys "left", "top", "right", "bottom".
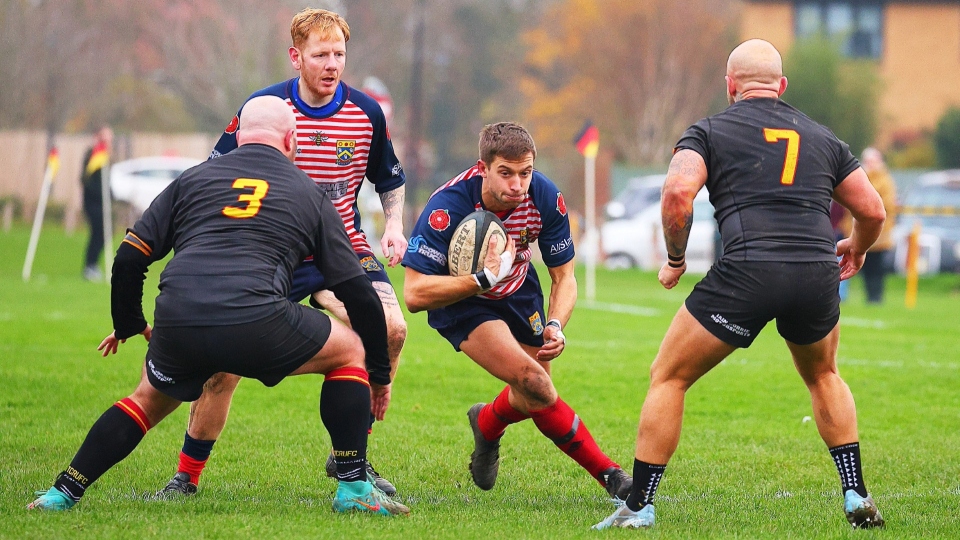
{"left": 892, "top": 170, "right": 960, "bottom": 274}
{"left": 602, "top": 187, "right": 717, "bottom": 273}
{"left": 110, "top": 156, "right": 202, "bottom": 215}
{"left": 603, "top": 174, "right": 665, "bottom": 221}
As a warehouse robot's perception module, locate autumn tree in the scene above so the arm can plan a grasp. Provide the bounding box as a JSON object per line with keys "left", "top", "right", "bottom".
{"left": 520, "top": 0, "right": 738, "bottom": 171}
{"left": 783, "top": 37, "right": 879, "bottom": 157}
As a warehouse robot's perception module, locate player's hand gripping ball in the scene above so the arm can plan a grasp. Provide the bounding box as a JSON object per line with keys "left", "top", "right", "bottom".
{"left": 448, "top": 210, "right": 508, "bottom": 276}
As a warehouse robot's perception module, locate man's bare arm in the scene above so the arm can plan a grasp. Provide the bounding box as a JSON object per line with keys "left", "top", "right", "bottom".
{"left": 661, "top": 149, "right": 708, "bottom": 260}
{"left": 379, "top": 185, "right": 407, "bottom": 266}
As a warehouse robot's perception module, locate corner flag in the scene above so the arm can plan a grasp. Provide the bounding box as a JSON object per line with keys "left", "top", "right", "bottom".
{"left": 47, "top": 147, "right": 61, "bottom": 179}
{"left": 23, "top": 146, "right": 62, "bottom": 281}
{"left": 574, "top": 122, "right": 599, "bottom": 158}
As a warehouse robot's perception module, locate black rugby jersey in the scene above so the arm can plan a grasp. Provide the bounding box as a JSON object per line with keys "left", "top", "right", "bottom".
{"left": 675, "top": 98, "right": 859, "bottom": 262}
{"left": 120, "top": 143, "right": 363, "bottom": 327}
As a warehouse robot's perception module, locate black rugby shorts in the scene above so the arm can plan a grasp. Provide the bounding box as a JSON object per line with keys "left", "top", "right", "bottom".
{"left": 144, "top": 302, "right": 333, "bottom": 401}
{"left": 684, "top": 259, "right": 840, "bottom": 348}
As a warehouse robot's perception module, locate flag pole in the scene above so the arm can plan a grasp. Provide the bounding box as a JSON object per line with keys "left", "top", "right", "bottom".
{"left": 100, "top": 159, "right": 113, "bottom": 280}
{"left": 584, "top": 154, "right": 597, "bottom": 301}
{"left": 23, "top": 148, "right": 60, "bottom": 281}
{"left": 574, "top": 121, "right": 600, "bottom": 302}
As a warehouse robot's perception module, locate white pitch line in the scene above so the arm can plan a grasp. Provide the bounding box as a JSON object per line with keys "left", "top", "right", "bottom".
{"left": 840, "top": 316, "right": 887, "bottom": 329}
{"left": 579, "top": 300, "right": 660, "bottom": 317}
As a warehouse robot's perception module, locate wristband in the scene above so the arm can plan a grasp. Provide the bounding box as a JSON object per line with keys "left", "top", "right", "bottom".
{"left": 473, "top": 271, "right": 492, "bottom": 290}
{"left": 667, "top": 259, "right": 685, "bottom": 269}
{"left": 478, "top": 251, "right": 515, "bottom": 291}
{"left": 667, "top": 253, "right": 685, "bottom": 262}
{"left": 546, "top": 318, "right": 565, "bottom": 344}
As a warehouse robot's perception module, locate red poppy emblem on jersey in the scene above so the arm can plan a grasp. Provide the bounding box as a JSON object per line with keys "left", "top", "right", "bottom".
{"left": 224, "top": 115, "right": 239, "bottom": 135}
{"left": 556, "top": 192, "right": 567, "bottom": 216}
{"left": 429, "top": 209, "right": 451, "bottom": 231}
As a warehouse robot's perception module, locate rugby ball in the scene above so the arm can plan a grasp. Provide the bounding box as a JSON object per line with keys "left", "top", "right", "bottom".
{"left": 448, "top": 210, "right": 508, "bottom": 276}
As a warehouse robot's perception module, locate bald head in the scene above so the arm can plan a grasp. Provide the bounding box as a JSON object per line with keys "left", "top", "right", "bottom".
{"left": 725, "top": 39, "right": 787, "bottom": 103}
{"left": 237, "top": 96, "right": 298, "bottom": 161}
{"left": 861, "top": 147, "right": 885, "bottom": 173}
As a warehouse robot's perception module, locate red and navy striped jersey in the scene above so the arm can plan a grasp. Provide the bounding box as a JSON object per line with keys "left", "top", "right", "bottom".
{"left": 404, "top": 166, "right": 574, "bottom": 300}
{"left": 211, "top": 79, "right": 404, "bottom": 254}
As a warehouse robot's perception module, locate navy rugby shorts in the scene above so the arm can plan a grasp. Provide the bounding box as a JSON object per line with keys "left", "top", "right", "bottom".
{"left": 430, "top": 264, "right": 547, "bottom": 352}
{"left": 144, "top": 302, "right": 332, "bottom": 402}
{"left": 289, "top": 251, "right": 391, "bottom": 303}
{"left": 684, "top": 259, "right": 840, "bottom": 348}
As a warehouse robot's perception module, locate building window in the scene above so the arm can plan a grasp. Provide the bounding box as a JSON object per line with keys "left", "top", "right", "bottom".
{"left": 795, "top": 1, "right": 883, "bottom": 59}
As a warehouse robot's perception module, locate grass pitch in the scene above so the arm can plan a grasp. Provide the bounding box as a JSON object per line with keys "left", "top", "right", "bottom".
{"left": 2, "top": 225, "right": 959, "bottom": 539}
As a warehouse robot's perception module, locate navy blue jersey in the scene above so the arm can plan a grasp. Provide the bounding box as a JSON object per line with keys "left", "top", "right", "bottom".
{"left": 403, "top": 165, "right": 575, "bottom": 300}
{"left": 211, "top": 79, "right": 404, "bottom": 253}
{"left": 676, "top": 98, "right": 859, "bottom": 263}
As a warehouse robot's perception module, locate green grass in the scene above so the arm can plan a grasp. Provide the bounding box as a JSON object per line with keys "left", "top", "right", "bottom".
{"left": 1, "top": 224, "right": 959, "bottom": 538}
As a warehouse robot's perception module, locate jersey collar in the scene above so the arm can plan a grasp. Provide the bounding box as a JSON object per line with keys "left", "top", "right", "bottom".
{"left": 289, "top": 79, "right": 346, "bottom": 119}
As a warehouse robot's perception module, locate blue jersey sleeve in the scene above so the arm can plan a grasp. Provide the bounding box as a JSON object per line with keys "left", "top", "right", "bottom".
{"left": 531, "top": 173, "right": 575, "bottom": 267}
{"left": 210, "top": 81, "right": 291, "bottom": 160}
{"left": 401, "top": 190, "right": 470, "bottom": 276}
{"left": 348, "top": 88, "right": 405, "bottom": 194}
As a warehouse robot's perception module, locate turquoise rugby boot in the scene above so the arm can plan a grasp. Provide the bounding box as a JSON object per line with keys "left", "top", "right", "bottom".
{"left": 592, "top": 502, "right": 655, "bottom": 529}
{"left": 843, "top": 490, "right": 884, "bottom": 528}
{"left": 27, "top": 487, "right": 76, "bottom": 511}
{"left": 332, "top": 480, "right": 409, "bottom": 516}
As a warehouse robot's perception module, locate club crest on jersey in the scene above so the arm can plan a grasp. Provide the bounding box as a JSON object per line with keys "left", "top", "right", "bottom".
{"left": 311, "top": 131, "right": 328, "bottom": 146}
{"left": 224, "top": 115, "right": 239, "bottom": 135}
{"left": 429, "top": 209, "right": 450, "bottom": 231}
{"left": 518, "top": 228, "right": 529, "bottom": 248}
{"left": 336, "top": 140, "right": 356, "bottom": 165}
{"left": 359, "top": 256, "right": 383, "bottom": 273}
{"left": 528, "top": 312, "right": 544, "bottom": 336}
{"left": 556, "top": 192, "right": 567, "bottom": 216}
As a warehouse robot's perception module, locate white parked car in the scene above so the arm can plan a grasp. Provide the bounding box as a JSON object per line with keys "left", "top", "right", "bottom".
{"left": 891, "top": 170, "right": 960, "bottom": 274}
{"left": 602, "top": 189, "right": 717, "bottom": 273}
{"left": 110, "top": 156, "right": 202, "bottom": 214}
{"left": 603, "top": 174, "right": 666, "bottom": 221}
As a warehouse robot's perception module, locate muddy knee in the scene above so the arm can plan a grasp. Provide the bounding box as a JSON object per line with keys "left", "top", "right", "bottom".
{"left": 514, "top": 366, "right": 557, "bottom": 408}
{"left": 387, "top": 317, "right": 407, "bottom": 361}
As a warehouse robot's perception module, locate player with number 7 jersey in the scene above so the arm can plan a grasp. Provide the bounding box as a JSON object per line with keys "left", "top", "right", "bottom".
{"left": 677, "top": 98, "right": 859, "bottom": 264}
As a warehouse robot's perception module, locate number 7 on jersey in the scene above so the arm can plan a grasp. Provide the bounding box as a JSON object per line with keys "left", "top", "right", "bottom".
{"left": 763, "top": 128, "right": 800, "bottom": 185}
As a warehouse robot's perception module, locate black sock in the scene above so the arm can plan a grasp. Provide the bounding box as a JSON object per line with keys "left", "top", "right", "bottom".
{"left": 53, "top": 403, "right": 148, "bottom": 500}
{"left": 182, "top": 432, "right": 215, "bottom": 461}
{"left": 625, "top": 459, "right": 666, "bottom": 511}
{"left": 829, "top": 442, "right": 868, "bottom": 497}
{"left": 319, "top": 373, "right": 370, "bottom": 483}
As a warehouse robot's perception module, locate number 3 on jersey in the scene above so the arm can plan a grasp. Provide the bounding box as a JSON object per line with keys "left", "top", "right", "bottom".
{"left": 763, "top": 128, "right": 800, "bottom": 185}
{"left": 222, "top": 178, "right": 269, "bottom": 219}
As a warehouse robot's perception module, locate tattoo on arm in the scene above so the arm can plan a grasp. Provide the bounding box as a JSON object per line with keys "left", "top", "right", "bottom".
{"left": 667, "top": 150, "right": 703, "bottom": 178}
{"left": 663, "top": 213, "right": 693, "bottom": 259}
{"left": 662, "top": 150, "right": 704, "bottom": 259}
{"left": 380, "top": 186, "right": 405, "bottom": 224}
{"left": 373, "top": 281, "right": 400, "bottom": 306}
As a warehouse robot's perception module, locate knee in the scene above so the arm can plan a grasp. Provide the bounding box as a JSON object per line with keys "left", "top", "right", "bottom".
{"left": 341, "top": 330, "right": 366, "bottom": 369}
{"left": 386, "top": 318, "right": 407, "bottom": 359}
{"left": 800, "top": 366, "right": 842, "bottom": 389}
{"left": 513, "top": 365, "right": 556, "bottom": 407}
{"left": 648, "top": 358, "right": 692, "bottom": 392}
